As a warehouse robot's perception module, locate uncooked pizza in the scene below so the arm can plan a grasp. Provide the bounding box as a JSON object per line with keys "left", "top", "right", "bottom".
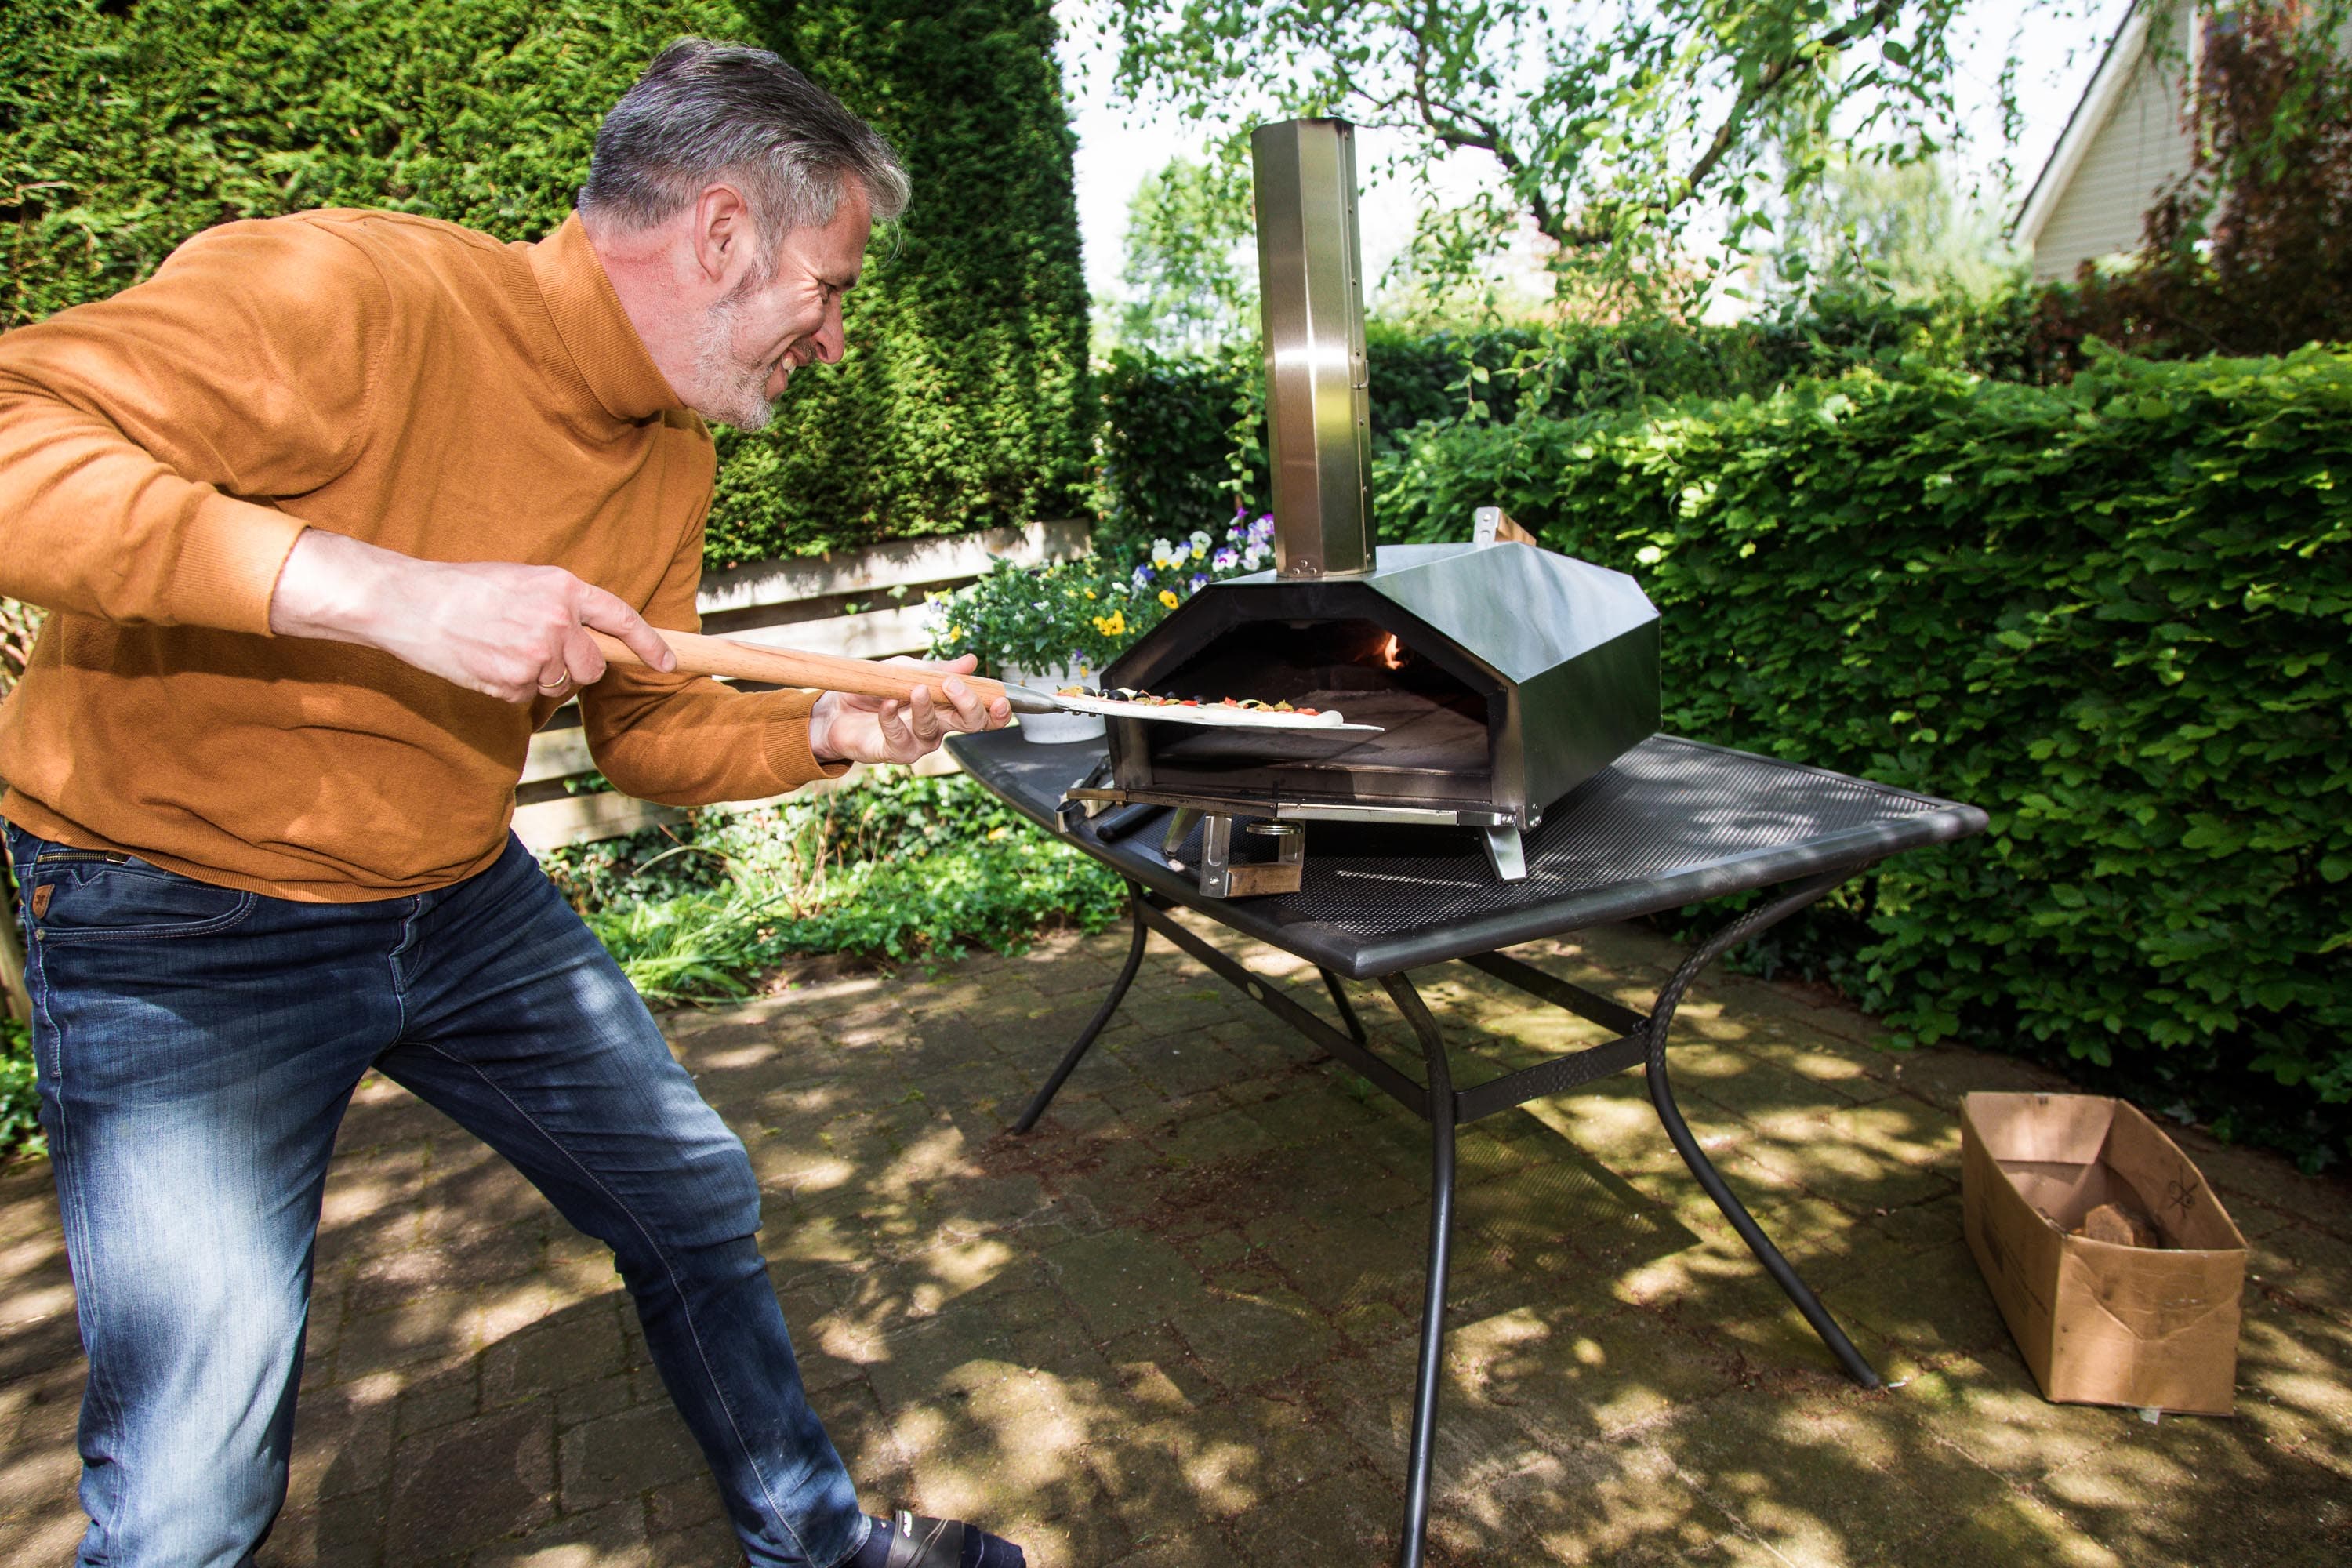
{"left": 1050, "top": 686, "right": 1378, "bottom": 732}
{"left": 1061, "top": 686, "right": 1321, "bottom": 715}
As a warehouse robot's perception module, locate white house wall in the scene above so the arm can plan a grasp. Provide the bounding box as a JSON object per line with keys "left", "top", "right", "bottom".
{"left": 2031, "top": 5, "right": 2199, "bottom": 281}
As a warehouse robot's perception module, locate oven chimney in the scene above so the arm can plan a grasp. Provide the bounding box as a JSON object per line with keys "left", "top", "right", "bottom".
{"left": 1251, "top": 118, "right": 1374, "bottom": 579}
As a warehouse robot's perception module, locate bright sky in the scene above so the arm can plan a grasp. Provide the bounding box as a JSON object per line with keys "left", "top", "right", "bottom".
{"left": 1057, "top": 0, "right": 2139, "bottom": 306}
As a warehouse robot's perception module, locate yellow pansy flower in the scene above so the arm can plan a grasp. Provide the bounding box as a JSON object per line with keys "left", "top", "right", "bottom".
{"left": 1158, "top": 590, "right": 1180, "bottom": 610}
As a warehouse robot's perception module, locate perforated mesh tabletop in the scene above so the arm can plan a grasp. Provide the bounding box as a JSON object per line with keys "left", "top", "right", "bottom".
{"left": 950, "top": 730, "right": 1985, "bottom": 979}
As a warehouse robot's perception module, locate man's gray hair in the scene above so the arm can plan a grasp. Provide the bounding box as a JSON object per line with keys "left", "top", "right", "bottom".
{"left": 579, "top": 38, "right": 909, "bottom": 247}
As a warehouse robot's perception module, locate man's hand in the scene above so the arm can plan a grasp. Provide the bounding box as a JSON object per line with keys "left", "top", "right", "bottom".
{"left": 806, "top": 654, "right": 1011, "bottom": 764}
{"left": 269, "top": 528, "right": 676, "bottom": 700}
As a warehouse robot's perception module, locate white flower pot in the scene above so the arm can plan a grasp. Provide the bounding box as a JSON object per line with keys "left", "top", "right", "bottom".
{"left": 1001, "top": 659, "right": 1105, "bottom": 745}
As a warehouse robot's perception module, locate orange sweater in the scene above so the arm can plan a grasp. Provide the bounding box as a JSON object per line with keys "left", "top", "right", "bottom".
{"left": 0, "top": 210, "right": 841, "bottom": 900}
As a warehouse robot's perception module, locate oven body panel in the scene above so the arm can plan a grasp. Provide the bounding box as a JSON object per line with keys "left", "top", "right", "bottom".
{"left": 1513, "top": 616, "right": 1662, "bottom": 818}
{"left": 1102, "top": 541, "right": 1660, "bottom": 824}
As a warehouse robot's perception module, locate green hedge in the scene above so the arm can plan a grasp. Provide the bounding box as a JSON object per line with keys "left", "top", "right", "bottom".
{"left": 1092, "top": 347, "right": 1251, "bottom": 559}
{"left": 1091, "top": 328, "right": 1552, "bottom": 556}
{"left": 1380, "top": 347, "right": 2352, "bottom": 1164}
{"left": 1093, "top": 294, "right": 2048, "bottom": 557}
{"left": 0, "top": 0, "right": 1088, "bottom": 564}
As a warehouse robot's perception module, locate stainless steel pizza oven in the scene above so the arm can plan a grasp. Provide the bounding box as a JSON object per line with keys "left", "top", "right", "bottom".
{"left": 1075, "top": 118, "right": 1659, "bottom": 890}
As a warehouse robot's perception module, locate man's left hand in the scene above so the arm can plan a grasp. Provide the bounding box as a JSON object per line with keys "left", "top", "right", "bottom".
{"left": 805, "top": 654, "right": 1011, "bottom": 764}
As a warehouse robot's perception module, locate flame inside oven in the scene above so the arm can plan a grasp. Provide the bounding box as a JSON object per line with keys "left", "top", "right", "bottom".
{"left": 1377, "top": 633, "right": 1406, "bottom": 671}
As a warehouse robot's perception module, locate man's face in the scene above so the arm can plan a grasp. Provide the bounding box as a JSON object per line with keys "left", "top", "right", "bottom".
{"left": 690, "top": 184, "right": 873, "bottom": 430}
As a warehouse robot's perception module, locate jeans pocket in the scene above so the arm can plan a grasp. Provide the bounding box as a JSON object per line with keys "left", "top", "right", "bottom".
{"left": 28, "top": 855, "right": 256, "bottom": 943}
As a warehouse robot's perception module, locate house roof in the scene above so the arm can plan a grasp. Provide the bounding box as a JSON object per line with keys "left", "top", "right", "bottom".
{"left": 2012, "top": 0, "right": 2177, "bottom": 244}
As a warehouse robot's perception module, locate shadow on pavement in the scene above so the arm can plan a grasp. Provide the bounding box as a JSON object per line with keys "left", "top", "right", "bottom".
{"left": 0, "top": 919, "right": 2347, "bottom": 1566}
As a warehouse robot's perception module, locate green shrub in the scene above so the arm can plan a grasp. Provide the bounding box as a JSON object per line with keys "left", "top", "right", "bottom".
{"left": 1381, "top": 347, "right": 2352, "bottom": 1165}
{"left": 1, "top": 0, "right": 1088, "bottom": 565}
{"left": 585, "top": 891, "right": 782, "bottom": 1004}
{"left": 541, "top": 824, "right": 734, "bottom": 914}
{"left": 1, "top": 1016, "right": 40, "bottom": 1164}
{"left": 571, "top": 771, "right": 1123, "bottom": 1000}
{"left": 767, "top": 830, "right": 1125, "bottom": 965}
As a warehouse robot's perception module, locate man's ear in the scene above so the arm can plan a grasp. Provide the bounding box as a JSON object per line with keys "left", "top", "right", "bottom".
{"left": 689, "top": 183, "right": 757, "bottom": 286}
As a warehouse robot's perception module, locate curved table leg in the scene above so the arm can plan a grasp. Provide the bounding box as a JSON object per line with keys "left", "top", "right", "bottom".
{"left": 1320, "top": 966, "right": 1369, "bottom": 1044}
{"left": 1381, "top": 973, "right": 1457, "bottom": 1568}
{"left": 1644, "top": 869, "right": 1883, "bottom": 1388}
{"left": 1012, "top": 884, "right": 1151, "bottom": 1134}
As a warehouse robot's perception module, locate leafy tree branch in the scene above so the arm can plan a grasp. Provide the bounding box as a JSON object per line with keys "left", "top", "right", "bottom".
{"left": 1094, "top": 0, "right": 1994, "bottom": 299}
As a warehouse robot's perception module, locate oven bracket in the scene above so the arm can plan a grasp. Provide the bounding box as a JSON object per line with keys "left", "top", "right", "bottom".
{"left": 1063, "top": 783, "right": 1527, "bottom": 900}
{"left": 1065, "top": 786, "right": 1515, "bottom": 831}
{"left": 1472, "top": 505, "right": 1537, "bottom": 546}
{"left": 1168, "top": 813, "right": 1305, "bottom": 899}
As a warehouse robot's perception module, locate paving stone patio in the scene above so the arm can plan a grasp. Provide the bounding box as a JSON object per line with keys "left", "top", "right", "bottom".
{"left": 2, "top": 915, "right": 2347, "bottom": 1566}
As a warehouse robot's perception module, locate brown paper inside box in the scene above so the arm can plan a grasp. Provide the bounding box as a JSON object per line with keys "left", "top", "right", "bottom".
{"left": 1962, "top": 1092, "right": 2246, "bottom": 1415}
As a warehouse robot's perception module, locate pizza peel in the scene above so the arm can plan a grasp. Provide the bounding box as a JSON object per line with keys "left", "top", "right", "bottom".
{"left": 587, "top": 629, "right": 1383, "bottom": 732}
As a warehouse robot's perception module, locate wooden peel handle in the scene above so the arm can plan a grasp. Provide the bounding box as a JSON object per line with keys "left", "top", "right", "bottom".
{"left": 587, "top": 628, "right": 1016, "bottom": 709}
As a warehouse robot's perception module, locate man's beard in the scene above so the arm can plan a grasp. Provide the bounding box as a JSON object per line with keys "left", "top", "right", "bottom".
{"left": 693, "top": 281, "right": 785, "bottom": 432}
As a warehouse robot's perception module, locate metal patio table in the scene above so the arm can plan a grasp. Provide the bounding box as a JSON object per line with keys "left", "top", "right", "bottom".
{"left": 949, "top": 728, "right": 1986, "bottom": 1567}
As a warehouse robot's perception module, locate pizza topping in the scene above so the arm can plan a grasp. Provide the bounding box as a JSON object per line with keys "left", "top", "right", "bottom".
{"left": 1057, "top": 685, "right": 1316, "bottom": 716}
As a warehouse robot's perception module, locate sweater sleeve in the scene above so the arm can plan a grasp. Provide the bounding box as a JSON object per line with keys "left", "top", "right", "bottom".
{"left": 0, "top": 218, "right": 385, "bottom": 633}
{"left": 578, "top": 492, "right": 851, "bottom": 806}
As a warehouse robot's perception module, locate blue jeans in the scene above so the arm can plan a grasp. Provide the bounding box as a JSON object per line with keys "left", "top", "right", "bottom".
{"left": 8, "top": 825, "right": 869, "bottom": 1568}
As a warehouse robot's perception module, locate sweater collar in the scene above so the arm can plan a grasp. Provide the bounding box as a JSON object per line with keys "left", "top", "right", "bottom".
{"left": 528, "top": 212, "right": 681, "bottom": 423}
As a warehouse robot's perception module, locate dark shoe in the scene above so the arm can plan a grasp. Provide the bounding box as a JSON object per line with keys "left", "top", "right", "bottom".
{"left": 871, "top": 1509, "right": 1027, "bottom": 1568}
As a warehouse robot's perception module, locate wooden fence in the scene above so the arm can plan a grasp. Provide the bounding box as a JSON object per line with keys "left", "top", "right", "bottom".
{"left": 514, "top": 518, "right": 1087, "bottom": 850}
{"left": 0, "top": 519, "right": 1089, "bottom": 1022}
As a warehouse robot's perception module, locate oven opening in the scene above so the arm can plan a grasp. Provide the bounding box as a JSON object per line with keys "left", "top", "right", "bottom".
{"left": 1138, "top": 617, "right": 1497, "bottom": 807}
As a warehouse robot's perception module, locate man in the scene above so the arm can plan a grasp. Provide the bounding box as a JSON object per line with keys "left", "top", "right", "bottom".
{"left": 0, "top": 38, "right": 1027, "bottom": 1568}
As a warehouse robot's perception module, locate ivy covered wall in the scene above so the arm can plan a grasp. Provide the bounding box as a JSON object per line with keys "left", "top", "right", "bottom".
{"left": 0, "top": 0, "right": 1091, "bottom": 563}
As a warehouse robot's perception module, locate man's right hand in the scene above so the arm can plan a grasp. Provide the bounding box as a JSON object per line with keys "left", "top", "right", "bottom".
{"left": 267, "top": 528, "right": 677, "bottom": 701}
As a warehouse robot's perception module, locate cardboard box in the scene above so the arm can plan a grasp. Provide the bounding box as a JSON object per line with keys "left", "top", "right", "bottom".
{"left": 1961, "top": 1092, "right": 2246, "bottom": 1414}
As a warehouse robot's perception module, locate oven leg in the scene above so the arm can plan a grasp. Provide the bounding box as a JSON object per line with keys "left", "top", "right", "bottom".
{"left": 1012, "top": 886, "right": 1151, "bottom": 1134}
{"left": 1382, "top": 973, "right": 1457, "bottom": 1568}
{"left": 1319, "top": 967, "right": 1369, "bottom": 1044}
{"left": 1480, "top": 826, "right": 1528, "bottom": 882}
{"left": 1642, "top": 870, "right": 1882, "bottom": 1388}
